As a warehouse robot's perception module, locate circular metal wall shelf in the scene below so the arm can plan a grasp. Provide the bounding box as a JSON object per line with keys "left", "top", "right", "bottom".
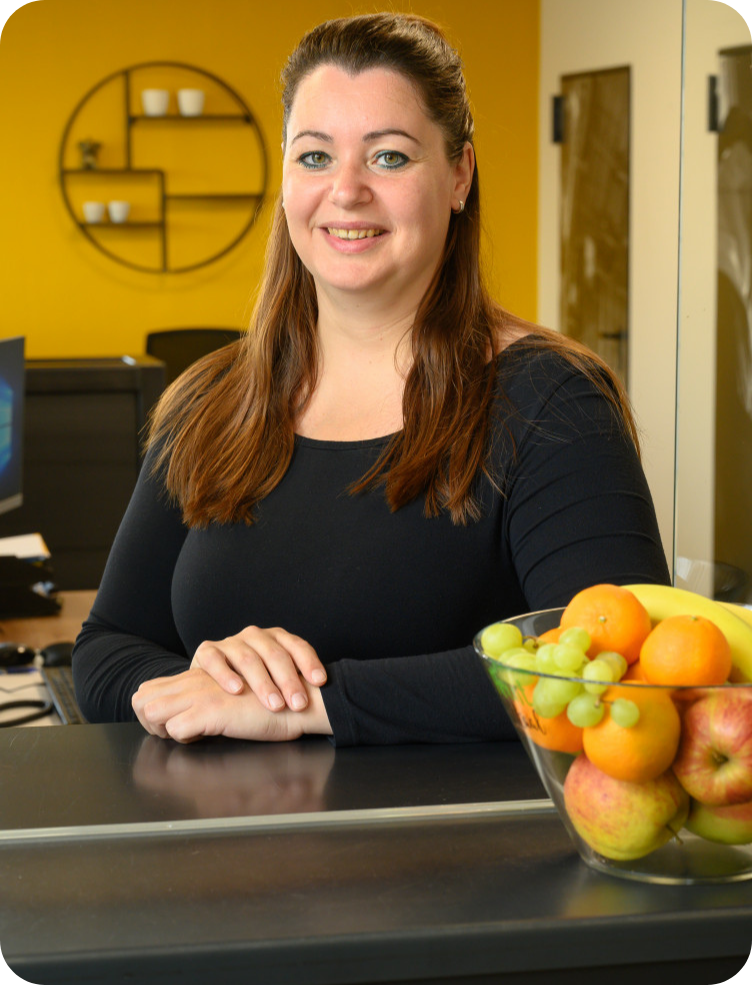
{"left": 58, "top": 61, "right": 268, "bottom": 273}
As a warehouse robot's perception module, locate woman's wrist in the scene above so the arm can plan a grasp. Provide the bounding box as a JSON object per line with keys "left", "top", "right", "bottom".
{"left": 295, "top": 678, "right": 333, "bottom": 736}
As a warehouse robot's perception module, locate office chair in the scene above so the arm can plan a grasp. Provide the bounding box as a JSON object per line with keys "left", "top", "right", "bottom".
{"left": 145, "top": 328, "right": 244, "bottom": 386}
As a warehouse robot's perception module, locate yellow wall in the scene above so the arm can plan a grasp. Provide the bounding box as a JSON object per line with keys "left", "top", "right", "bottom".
{"left": 0, "top": 0, "right": 538, "bottom": 358}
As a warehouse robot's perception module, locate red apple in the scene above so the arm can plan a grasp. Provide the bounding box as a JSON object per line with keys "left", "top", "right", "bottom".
{"left": 686, "top": 798, "right": 752, "bottom": 845}
{"left": 563, "top": 754, "right": 689, "bottom": 861}
{"left": 672, "top": 689, "right": 752, "bottom": 806}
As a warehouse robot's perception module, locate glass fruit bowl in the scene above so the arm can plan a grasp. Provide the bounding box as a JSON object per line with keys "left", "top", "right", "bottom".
{"left": 474, "top": 607, "right": 752, "bottom": 885}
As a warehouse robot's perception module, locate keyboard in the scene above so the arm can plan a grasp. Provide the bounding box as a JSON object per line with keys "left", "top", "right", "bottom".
{"left": 41, "top": 666, "right": 85, "bottom": 725}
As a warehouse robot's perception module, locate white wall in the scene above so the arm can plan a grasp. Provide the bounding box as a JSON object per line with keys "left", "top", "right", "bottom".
{"left": 538, "top": 0, "right": 685, "bottom": 568}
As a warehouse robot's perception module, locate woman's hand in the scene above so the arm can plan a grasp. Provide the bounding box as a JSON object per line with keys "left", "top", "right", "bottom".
{"left": 132, "top": 666, "right": 332, "bottom": 744}
{"left": 190, "top": 626, "right": 327, "bottom": 713}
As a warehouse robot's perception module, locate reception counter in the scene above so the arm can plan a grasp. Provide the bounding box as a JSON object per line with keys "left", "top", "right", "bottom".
{"left": 0, "top": 723, "right": 750, "bottom": 985}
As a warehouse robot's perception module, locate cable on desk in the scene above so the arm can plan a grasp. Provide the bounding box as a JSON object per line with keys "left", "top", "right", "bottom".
{"left": 1, "top": 680, "right": 42, "bottom": 694}
{"left": 0, "top": 698, "right": 55, "bottom": 727}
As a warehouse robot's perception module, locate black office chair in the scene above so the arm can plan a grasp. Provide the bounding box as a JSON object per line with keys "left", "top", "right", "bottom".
{"left": 145, "top": 328, "right": 244, "bottom": 386}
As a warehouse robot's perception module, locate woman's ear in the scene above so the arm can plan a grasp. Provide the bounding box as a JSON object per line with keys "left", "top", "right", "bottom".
{"left": 451, "top": 142, "right": 475, "bottom": 211}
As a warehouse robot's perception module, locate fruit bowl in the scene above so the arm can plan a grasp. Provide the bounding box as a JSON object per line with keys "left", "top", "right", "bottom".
{"left": 475, "top": 607, "right": 752, "bottom": 885}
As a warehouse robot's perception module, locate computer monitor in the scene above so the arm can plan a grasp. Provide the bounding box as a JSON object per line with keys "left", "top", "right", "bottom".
{"left": 0, "top": 336, "right": 25, "bottom": 517}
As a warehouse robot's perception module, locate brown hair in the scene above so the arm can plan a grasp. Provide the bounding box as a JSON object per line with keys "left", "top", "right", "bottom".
{"left": 148, "top": 12, "right": 638, "bottom": 527}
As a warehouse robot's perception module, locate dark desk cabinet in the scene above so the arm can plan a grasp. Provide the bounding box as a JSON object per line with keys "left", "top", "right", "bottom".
{"left": 0, "top": 357, "right": 165, "bottom": 589}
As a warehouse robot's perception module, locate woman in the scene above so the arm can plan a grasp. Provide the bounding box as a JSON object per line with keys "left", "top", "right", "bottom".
{"left": 72, "top": 12, "right": 670, "bottom": 744}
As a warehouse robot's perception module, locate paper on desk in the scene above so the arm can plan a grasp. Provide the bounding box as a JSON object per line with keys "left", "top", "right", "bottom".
{"left": 0, "top": 533, "right": 51, "bottom": 559}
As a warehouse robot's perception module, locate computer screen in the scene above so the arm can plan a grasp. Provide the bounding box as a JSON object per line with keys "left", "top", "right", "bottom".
{"left": 0, "top": 336, "right": 25, "bottom": 517}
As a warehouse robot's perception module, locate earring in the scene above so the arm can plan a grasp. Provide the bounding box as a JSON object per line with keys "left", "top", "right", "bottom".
{"left": 452, "top": 200, "right": 465, "bottom": 215}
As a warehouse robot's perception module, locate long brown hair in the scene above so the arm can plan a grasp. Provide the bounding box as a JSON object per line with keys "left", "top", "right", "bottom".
{"left": 148, "top": 12, "right": 638, "bottom": 527}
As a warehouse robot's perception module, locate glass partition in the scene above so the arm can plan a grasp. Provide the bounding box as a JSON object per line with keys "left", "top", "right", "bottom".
{"left": 559, "top": 67, "right": 631, "bottom": 387}
{"left": 675, "top": 0, "right": 752, "bottom": 600}
{"left": 539, "top": 0, "right": 684, "bottom": 565}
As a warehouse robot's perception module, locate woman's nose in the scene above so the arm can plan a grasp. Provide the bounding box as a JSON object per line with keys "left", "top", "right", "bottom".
{"left": 328, "top": 162, "right": 372, "bottom": 209}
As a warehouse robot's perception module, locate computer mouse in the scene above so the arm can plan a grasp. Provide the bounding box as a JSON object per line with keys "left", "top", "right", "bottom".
{"left": 0, "top": 642, "right": 35, "bottom": 667}
{"left": 41, "top": 641, "right": 75, "bottom": 667}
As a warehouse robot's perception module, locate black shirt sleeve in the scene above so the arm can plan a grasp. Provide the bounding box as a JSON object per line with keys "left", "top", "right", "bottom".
{"left": 72, "top": 445, "right": 191, "bottom": 722}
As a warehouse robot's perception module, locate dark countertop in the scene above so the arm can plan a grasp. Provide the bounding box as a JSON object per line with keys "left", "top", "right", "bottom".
{"left": 0, "top": 724, "right": 750, "bottom": 985}
{"left": 0, "top": 722, "right": 548, "bottom": 832}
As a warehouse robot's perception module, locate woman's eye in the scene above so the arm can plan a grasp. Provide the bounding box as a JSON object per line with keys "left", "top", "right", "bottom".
{"left": 374, "top": 151, "right": 409, "bottom": 169}
{"left": 298, "top": 151, "right": 330, "bottom": 169}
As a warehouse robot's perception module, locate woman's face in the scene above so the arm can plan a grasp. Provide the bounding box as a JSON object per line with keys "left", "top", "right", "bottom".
{"left": 282, "top": 65, "right": 474, "bottom": 314}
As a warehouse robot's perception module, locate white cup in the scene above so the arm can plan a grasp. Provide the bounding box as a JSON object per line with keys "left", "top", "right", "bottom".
{"left": 82, "top": 201, "right": 105, "bottom": 224}
{"left": 177, "top": 88, "right": 205, "bottom": 116}
{"left": 108, "top": 201, "right": 130, "bottom": 223}
{"left": 141, "top": 89, "right": 169, "bottom": 116}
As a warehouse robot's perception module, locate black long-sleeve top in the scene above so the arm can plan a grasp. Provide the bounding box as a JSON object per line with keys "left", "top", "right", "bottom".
{"left": 71, "top": 342, "right": 671, "bottom": 744}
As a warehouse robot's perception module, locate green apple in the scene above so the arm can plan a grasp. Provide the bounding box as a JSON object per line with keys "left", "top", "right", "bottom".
{"left": 685, "top": 797, "right": 752, "bottom": 845}
{"left": 563, "top": 754, "right": 690, "bottom": 861}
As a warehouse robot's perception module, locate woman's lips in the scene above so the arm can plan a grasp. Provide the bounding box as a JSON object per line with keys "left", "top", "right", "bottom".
{"left": 320, "top": 226, "right": 388, "bottom": 252}
{"left": 327, "top": 227, "right": 384, "bottom": 240}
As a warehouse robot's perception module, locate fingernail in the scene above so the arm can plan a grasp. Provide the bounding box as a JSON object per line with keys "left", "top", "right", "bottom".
{"left": 269, "top": 694, "right": 285, "bottom": 710}
{"left": 312, "top": 670, "right": 326, "bottom": 684}
{"left": 291, "top": 693, "right": 307, "bottom": 710}
{"left": 229, "top": 679, "right": 243, "bottom": 693}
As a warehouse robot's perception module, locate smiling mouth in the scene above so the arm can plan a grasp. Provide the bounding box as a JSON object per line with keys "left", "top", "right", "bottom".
{"left": 327, "top": 228, "right": 384, "bottom": 240}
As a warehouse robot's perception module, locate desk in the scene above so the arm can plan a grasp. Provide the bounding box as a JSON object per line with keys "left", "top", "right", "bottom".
{"left": 0, "top": 591, "right": 95, "bottom": 727}
{"left": 0, "top": 589, "right": 95, "bottom": 651}
{"left": 0, "top": 723, "right": 750, "bottom": 985}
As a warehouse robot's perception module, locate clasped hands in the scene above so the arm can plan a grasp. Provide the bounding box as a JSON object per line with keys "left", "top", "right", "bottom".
{"left": 132, "top": 626, "right": 332, "bottom": 743}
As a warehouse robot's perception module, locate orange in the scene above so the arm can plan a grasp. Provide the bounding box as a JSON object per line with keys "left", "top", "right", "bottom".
{"left": 560, "top": 583, "right": 652, "bottom": 664}
{"left": 582, "top": 684, "right": 681, "bottom": 782}
{"left": 537, "top": 626, "right": 563, "bottom": 644}
{"left": 639, "top": 614, "right": 732, "bottom": 686}
{"left": 622, "top": 660, "right": 647, "bottom": 682}
{"left": 513, "top": 681, "right": 583, "bottom": 754}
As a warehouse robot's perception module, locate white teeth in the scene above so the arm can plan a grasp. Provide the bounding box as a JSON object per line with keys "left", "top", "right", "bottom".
{"left": 327, "top": 228, "right": 383, "bottom": 239}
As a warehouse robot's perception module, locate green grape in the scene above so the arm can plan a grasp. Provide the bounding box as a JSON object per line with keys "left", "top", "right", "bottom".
{"left": 553, "top": 642, "right": 587, "bottom": 673}
{"left": 534, "top": 644, "right": 558, "bottom": 673}
{"left": 610, "top": 698, "right": 641, "bottom": 728}
{"left": 486, "top": 664, "right": 506, "bottom": 691}
{"left": 480, "top": 622, "right": 523, "bottom": 658}
{"left": 544, "top": 677, "right": 583, "bottom": 705}
{"left": 559, "top": 626, "right": 592, "bottom": 652}
{"left": 599, "top": 651, "right": 628, "bottom": 681}
{"left": 532, "top": 680, "right": 567, "bottom": 719}
{"left": 502, "top": 651, "right": 539, "bottom": 688}
{"left": 582, "top": 659, "right": 615, "bottom": 695}
{"left": 502, "top": 647, "right": 534, "bottom": 663}
{"left": 523, "top": 638, "right": 538, "bottom": 653}
{"left": 505, "top": 649, "right": 537, "bottom": 667}
{"left": 566, "top": 692, "right": 606, "bottom": 728}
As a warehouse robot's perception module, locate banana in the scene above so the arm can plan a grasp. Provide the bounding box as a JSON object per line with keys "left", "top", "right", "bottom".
{"left": 719, "top": 600, "right": 752, "bottom": 629}
{"left": 624, "top": 583, "right": 752, "bottom": 683}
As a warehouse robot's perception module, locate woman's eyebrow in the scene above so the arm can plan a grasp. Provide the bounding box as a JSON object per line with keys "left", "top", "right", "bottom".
{"left": 291, "top": 129, "right": 332, "bottom": 145}
{"left": 290, "top": 128, "right": 420, "bottom": 145}
{"left": 363, "top": 128, "right": 420, "bottom": 144}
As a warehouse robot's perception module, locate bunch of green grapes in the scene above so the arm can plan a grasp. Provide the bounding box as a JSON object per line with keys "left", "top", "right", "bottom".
{"left": 479, "top": 623, "right": 641, "bottom": 730}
